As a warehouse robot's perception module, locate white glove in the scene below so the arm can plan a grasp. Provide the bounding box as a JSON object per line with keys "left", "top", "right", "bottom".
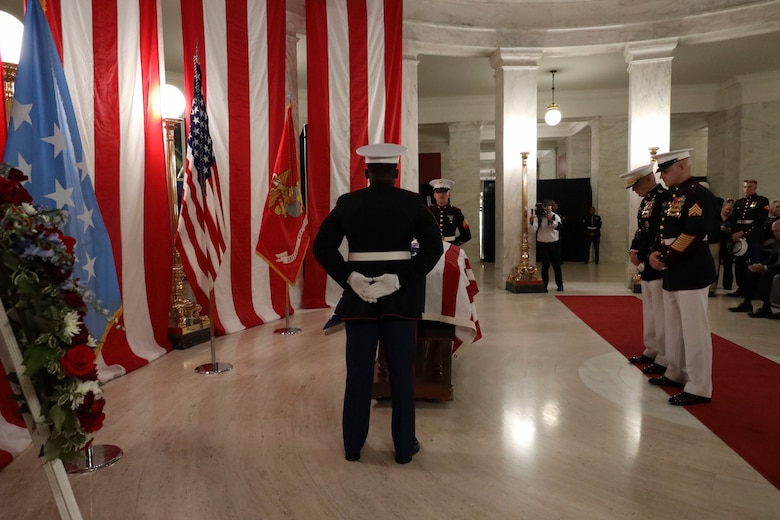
{"left": 365, "top": 273, "right": 400, "bottom": 299}
{"left": 347, "top": 272, "right": 377, "bottom": 303}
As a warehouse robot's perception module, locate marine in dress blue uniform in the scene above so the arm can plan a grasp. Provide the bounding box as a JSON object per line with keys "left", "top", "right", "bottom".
{"left": 648, "top": 150, "right": 716, "bottom": 406}
{"left": 428, "top": 179, "right": 471, "bottom": 246}
{"left": 727, "top": 180, "right": 770, "bottom": 296}
{"left": 620, "top": 164, "right": 669, "bottom": 374}
{"left": 313, "top": 143, "right": 443, "bottom": 464}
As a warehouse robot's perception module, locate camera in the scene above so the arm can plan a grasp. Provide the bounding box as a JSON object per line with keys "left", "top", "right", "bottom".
{"left": 535, "top": 202, "right": 546, "bottom": 218}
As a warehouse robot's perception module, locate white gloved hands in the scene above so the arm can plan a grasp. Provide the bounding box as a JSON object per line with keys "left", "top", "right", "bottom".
{"left": 347, "top": 272, "right": 377, "bottom": 303}
{"left": 365, "top": 273, "right": 400, "bottom": 300}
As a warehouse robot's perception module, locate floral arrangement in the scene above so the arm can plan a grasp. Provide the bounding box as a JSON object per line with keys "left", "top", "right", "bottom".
{"left": 0, "top": 163, "right": 106, "bottom": 462}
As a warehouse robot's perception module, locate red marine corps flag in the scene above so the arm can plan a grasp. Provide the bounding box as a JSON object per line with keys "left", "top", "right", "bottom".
{"left": 256, "top": 105, "right": 310, "bottom": 285}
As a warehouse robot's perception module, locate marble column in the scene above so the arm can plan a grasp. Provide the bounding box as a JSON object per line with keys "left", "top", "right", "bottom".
{"left": 401, "top": 53, "right": 420, "bottom": 193}
{"left": 623, "top": 39, "right": 676, "bottom": 285}
{"left": 489, "top": 48, "right": 543, "bottom": 289}
{"left": 447, "top": 122, "right": 482, "bottom": 262}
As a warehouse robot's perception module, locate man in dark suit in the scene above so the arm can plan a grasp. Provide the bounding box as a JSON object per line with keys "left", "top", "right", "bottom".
{"left": 649, "top": 149, "right": 716, "bottom": 406}
{"left": 313, "top": 143, "right": 443, "bottom": 464}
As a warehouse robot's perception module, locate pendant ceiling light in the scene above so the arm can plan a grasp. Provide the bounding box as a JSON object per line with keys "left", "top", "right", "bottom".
{"left": 544, "top": 70, "right": 562, "bottom": 126}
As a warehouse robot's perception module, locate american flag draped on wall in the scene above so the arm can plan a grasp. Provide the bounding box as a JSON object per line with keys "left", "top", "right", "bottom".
{"left": 302, "top": 0, "right": 404, "bottom": 309}
{"left": 0, "top": 0, "right": 171, "bottom": 471}
{"left": 176, "top": 59, "right": 227, "bottom": 299}
{"left": 180, "top": 0, "right": 290, "bottom": 334}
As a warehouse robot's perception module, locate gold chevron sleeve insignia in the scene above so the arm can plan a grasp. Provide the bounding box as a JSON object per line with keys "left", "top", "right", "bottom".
{"left": 688, "top": 203, "right": 703, "bottom": 217}
{"left": 670, "top": 233, "right": 695, "bottom": 252}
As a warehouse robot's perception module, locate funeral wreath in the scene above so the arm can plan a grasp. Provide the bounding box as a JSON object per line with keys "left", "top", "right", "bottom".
{"left": 0, "top": 163, "right": 108, "bottom": 462}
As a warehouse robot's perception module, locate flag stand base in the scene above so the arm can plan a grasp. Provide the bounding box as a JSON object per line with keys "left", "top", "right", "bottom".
{"left": 195, "top": 362, "right": 232, "bottom": 375}
{"left": 274, "top": 327, "right": 301, "bottom": 335}
{"left": 64, "top": 444, "right": 123, "bottom": 474}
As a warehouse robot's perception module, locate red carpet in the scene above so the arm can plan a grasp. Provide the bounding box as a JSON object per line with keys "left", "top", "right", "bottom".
{"left": 558, "top": 295, "right": 780, "bottom": 490}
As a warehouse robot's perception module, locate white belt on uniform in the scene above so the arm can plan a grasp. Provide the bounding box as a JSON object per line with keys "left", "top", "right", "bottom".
{"left": 443, "top": 236, "right": 457, "bottom": 242}
{"left": 662, "top": 238, "right": 676, "bottom": 245}
{"left": 347, "top": 251, "right": 411, "bottom": 261}
{"left": 586, "top": 226, "right": 598, "bottom": 231}
{"left": 737, "top": 219, "right": 754, "bottom": 224}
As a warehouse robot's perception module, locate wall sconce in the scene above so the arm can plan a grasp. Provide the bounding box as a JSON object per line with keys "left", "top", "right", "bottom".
{"left": 544, "top": 70, "right": 562, "bottom": 127}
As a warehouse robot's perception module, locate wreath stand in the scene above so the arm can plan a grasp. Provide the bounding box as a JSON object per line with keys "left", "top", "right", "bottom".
{"left": 0, "top": 301, "right": 83, "bottom": 519}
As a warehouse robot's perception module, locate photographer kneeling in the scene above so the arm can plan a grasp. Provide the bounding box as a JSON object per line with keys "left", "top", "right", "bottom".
{"left": 530, "top": 200, "right": 564, "bottom": 292}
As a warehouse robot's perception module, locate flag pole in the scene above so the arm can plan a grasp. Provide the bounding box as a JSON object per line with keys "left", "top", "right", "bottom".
{"left": 274, "top": 283, "right": 301, "bottom": 335}
{"left": 195, "top": 187, "right": 232, "bottom": 375}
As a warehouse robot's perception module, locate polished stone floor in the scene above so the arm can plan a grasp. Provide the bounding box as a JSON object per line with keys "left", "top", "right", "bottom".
{"left": 1, "top": 262, "right": 779, "bottom": 519}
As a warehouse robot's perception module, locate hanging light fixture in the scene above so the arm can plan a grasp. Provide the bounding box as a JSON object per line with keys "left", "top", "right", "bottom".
{"left": 544, "top": 70, "right": 562, "bottom": 126}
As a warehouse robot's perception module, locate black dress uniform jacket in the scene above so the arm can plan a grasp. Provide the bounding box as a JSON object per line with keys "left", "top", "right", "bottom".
{"left": 314, "top": 183, "right": 443, "bottom": 320}
{"left": 428, "top": 203, "right": 471, "bottom": 246}
{"left": 656, "top": 180, "right": 716, "bottom": 290}
{"left": 632, "top": 184, "right": 668, "bottom": 282}
{"left": 729, "top": 193, "right": 770, "bottom": 243}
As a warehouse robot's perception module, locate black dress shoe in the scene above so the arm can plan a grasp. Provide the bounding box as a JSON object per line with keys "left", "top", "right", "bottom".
{"left": 628, "top": 354, "right": 654, "bottom": 364}
{"left": 728, "top": 303, "right": 753, "bottom": 312}
{"left": 748, "top": 307, "right": 773, "bottom": 318}
{"left": 345, "top": 451, "right": 360, "bottom": 462}
{"left": 556, "top": 285, "right": 564, "bottom": 292}
{"left": 727, "top": 290, "right": 743, "bottom": 297}
{"left": 669, "top": 392, "right": 711, "bottom": 406}
{"left": 648, "top": 376, "right": 685, "bottom": 387}
{"left": 395, "top": 439, "right": 420, "bottom": 465}
{"left": 642, "top": 363, "right": 666, "bottom": 374}
{"left": 768, "top": 312, "right": 780, "bottom": 320}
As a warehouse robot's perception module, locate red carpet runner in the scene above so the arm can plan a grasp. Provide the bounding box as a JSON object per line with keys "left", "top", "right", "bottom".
{"left": 558, "top": 295, "right": 780, "bottom": 490}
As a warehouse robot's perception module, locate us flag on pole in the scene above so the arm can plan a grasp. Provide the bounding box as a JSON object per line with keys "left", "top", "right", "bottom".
{"left": 256, "top": 105, "right": 310, "bottom": 285}
{"left": 302, "top": 0, "right": 403, "bottom": 308}
{"left": 176, "top": 58, "right": 227, "bottom": 299}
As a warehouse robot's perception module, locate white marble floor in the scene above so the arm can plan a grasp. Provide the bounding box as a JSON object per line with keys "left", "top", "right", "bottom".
{"left": 1, "top": 262, "right": 779, "bottom": 519}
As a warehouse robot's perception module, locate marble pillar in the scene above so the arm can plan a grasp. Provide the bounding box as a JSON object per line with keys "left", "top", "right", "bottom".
{"left": 624, "top": 39, "right": 676, "bottom": 285}
{"left": 402, "top": 53, "right": 420, "bottom": 193}
{"left": 489, "top": 48, "right": 543, "bottom": 289}
{"left": 446, "top": 122, "right": 482, "bottom": 262}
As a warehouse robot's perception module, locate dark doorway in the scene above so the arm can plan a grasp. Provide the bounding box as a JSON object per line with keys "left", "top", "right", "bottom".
{"left": 536, "top": 178, "right": 593, "bottom": 262}
{"left": 481, "top": 180, "right": 495, "bottom": 262}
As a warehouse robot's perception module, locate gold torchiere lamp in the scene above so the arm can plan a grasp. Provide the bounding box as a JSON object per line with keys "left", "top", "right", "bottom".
{"left": 0, "top": 11, "right": 24, "bottom": 128}
{"left": 506, "top": 152, "right": 545, "bottom": 293}
{"left": 161, "top": 84, "right": 210, "bottom": 349}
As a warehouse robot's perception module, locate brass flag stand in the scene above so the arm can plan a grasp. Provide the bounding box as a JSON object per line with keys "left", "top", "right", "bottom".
{"left": 507, "top": 152, "right": 546, "bottom": 293}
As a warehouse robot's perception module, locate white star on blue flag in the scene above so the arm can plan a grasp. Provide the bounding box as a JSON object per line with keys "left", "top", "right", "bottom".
{"left": 3, "top": 0, "right": 122, "bottom": 342}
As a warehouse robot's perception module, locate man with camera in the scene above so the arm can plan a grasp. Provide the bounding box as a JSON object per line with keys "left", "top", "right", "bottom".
{"left": 530, "top": 200, "right": 564, "bottom": 292}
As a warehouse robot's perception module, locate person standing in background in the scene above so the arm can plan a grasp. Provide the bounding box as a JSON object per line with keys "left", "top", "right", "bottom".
{"left": 699, "top": 182, "right": 723, "bottom": 297}
{"left": 530, "top": 200, "right": 564, "bottom": 292}
{"left": 728, "top": 180, "right": 769, "bottom": 297}
{"left": 428, "top": 178, "right": 471, "bottom": 247}
{"left": 719, "top": 199, "right": 736, "bottom": 293}
{"left": 582, "top": 206, "right": 602, "bottom": 264}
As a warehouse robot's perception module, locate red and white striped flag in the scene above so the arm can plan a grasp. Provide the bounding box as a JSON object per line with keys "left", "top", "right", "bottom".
{"left": 176, "top": 58, "right": 227, "bottom": 297}
{"left": 302, "top": 0, "right": 404, "bottom": 309}
{"left": 0, "top": 55, "right": 6, "bottom": 150}
{"left": 180, "top": 0, "right": 290, "bottom": 334}
{"left": 0, "top": 0, "right": 171, "bottom": 471}
{"left": 256, "top": 104, "right": 310, "bottom": 285}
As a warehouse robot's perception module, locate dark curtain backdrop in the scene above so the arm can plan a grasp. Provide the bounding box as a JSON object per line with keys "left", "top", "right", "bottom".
{"left": 537, "top": 178, "right": 593, "bottom": 262}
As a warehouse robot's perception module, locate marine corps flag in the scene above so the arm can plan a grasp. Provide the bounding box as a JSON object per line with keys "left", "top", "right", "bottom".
{"left": 256, "top": 105, "right": 310, "bottom": 285}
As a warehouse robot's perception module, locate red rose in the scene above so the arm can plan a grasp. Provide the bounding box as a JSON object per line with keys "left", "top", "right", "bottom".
{"left": 77, "top": 392, "right": 105, "bottom": 433}
{"left": 7, "top": 167, "right": 28, "bottom": 183}
{"left": 62, "top": 290, "right": 87, "bottom": 315}
{"left": 60, "top": 345, "right": 97, "bottom": 378}
{"left": 0, "top": 176, "right": 33, "bottom": 206}
{"left": 55, "top": 230, "right": 77, "bottom": 255}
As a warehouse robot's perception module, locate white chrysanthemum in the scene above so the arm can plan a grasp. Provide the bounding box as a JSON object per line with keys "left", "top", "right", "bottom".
{"left": 70, "top": 380, "right": 103, "bottom": 409}
{"left": 62, "top": 310, "right": 81, "bottom": 337}
{"left": 21, "top": 202, "right": 37, "bottom": 215}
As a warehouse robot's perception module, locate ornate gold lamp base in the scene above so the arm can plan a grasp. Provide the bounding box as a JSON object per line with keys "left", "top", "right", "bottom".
{"left": 631, "top": 272, "right": 642, "bottom": 294}
{"left": 168, "top": 250, "right": 210, "bottom": 349}
{"left": 506, "top": 232, "right": 546, "bottom": 293}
